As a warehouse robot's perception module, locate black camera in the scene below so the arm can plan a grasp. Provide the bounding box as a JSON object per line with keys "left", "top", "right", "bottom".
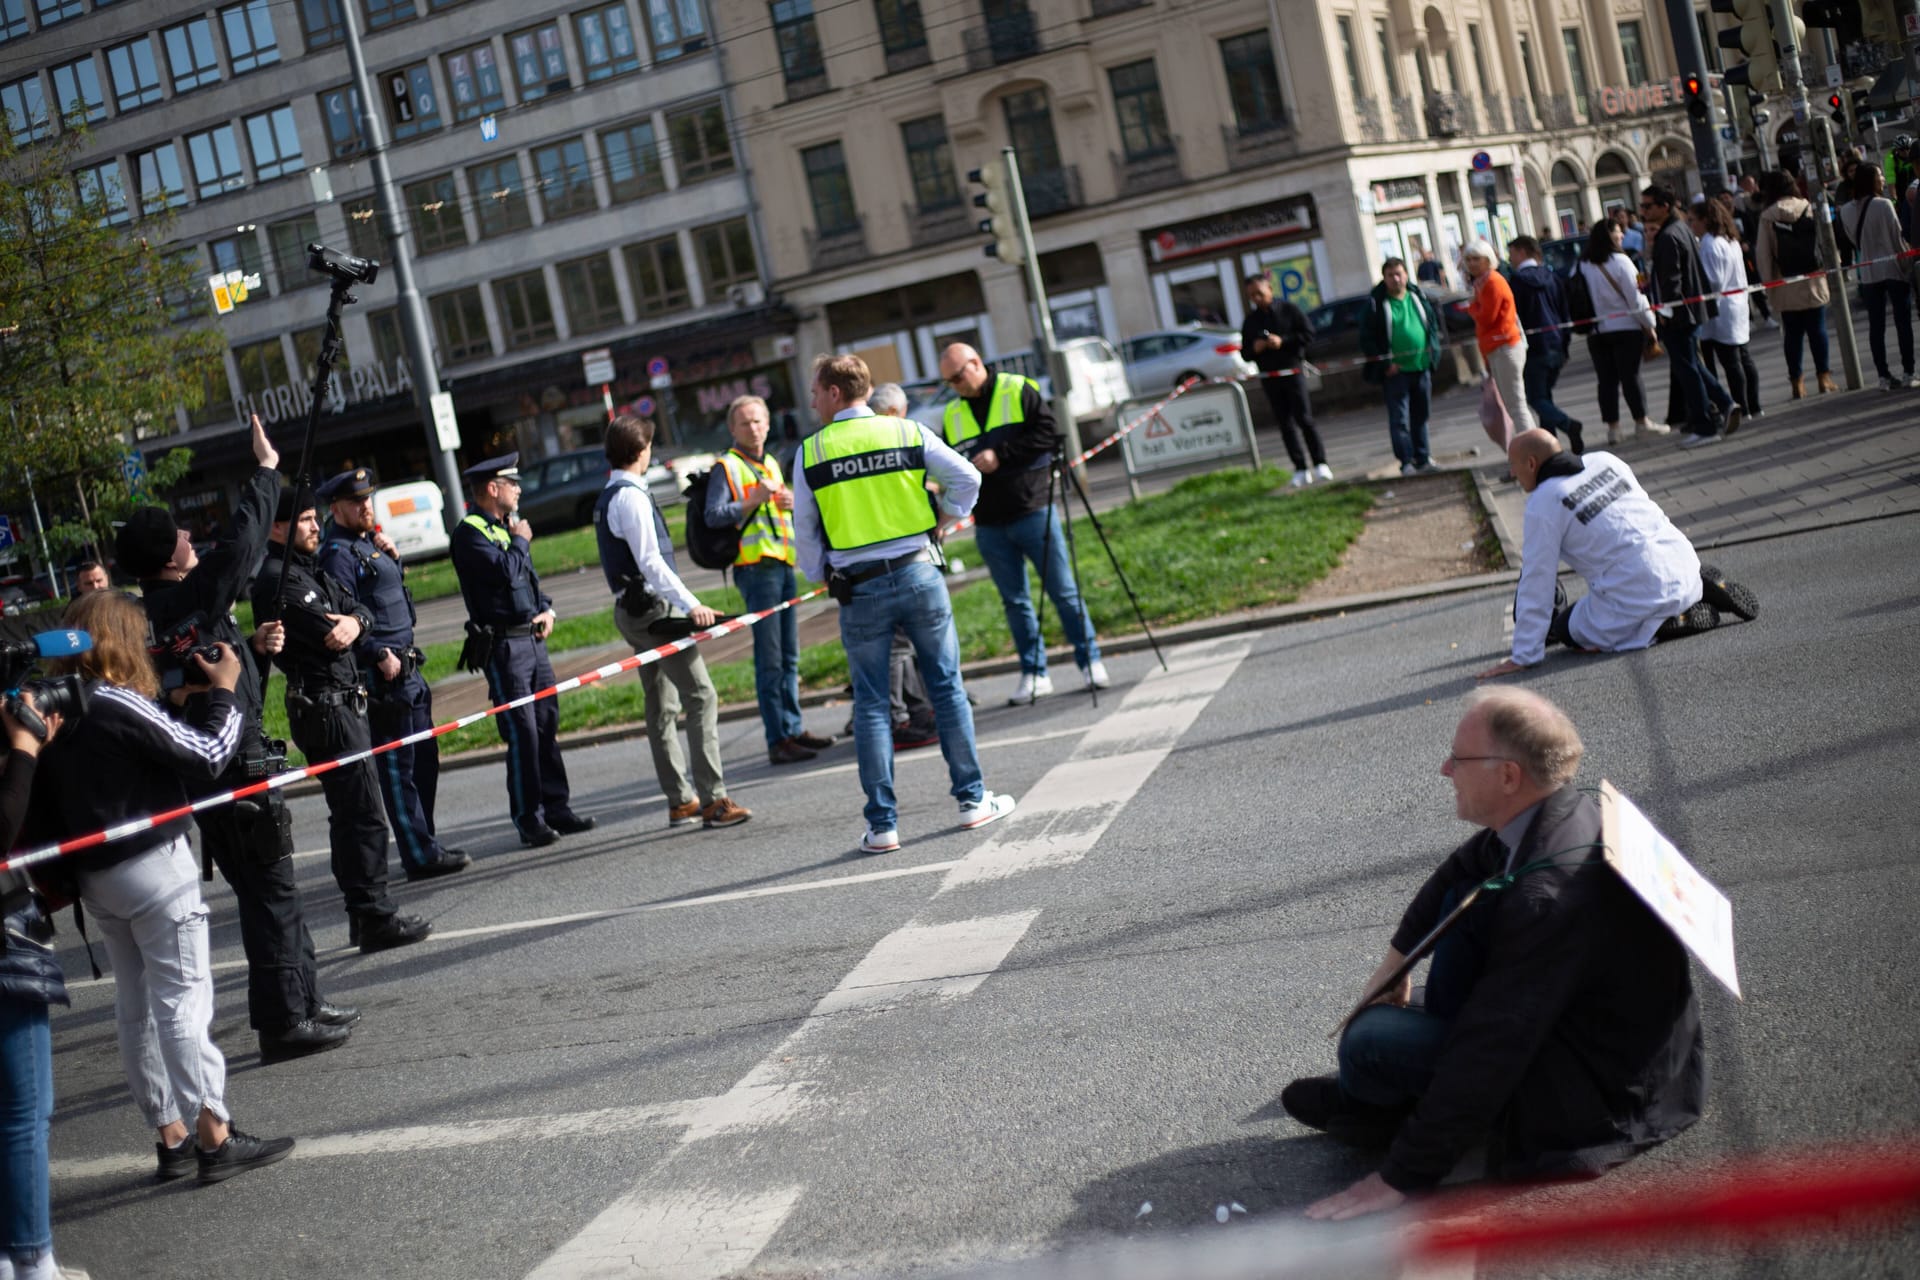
{"left": 308, "top": 241, "right": 379, "bottom": 286}
{"left": 5, "top": 675, "right": 88, "bottom": 743}
{"left": 149, "top": 611, "right": 220, "bottom": 692}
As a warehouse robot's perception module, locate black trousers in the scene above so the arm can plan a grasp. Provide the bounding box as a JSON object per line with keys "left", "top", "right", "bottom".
{"left": 1586, "top": 330, "right": 1648, "bottom": 424}
{"left": 1259, "top": 371, "right": 1327, "bottom": 470}
{"left": 484, "top": 634, "right": 574, "bottom": 838}
{"left": 195, "top": 784, "right": 318, "bottom": 1035}
{"left": 367, "top": 669, "right": 449, "bottom": 872}
{"left": 1701, "top": 340, "right": 1762, "bottom": 415}
{"left": 289, "top": 700, "right": 395, "bottom": 922}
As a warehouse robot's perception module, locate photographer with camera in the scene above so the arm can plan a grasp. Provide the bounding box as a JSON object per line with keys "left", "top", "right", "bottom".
{"left": 117, "top": 417, "right": 355, "bottom": 1065}
{"left": 316, "top": 469, "right": 469, "bottom": 882}
{"left": 24, "top": 591, "right": 296, "bottom": 1185}
{"left": 253, "top": 493, "right": 430, "bottom": 953}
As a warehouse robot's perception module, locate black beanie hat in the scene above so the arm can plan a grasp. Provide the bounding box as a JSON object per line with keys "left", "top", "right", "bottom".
{"left": 114, "top": 506, "right": 181, "bottom": 577}
{"left": 274, "top": 486, "right": 314, "bottom": 523}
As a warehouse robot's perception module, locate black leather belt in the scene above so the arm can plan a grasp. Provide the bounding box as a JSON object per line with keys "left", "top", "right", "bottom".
{"left": 287, "top": 686, "right": 366, "bottom": 709}
{"left": 842, "top": 550, "right": 930, "bottom": 586}
{"left": 477, "top": 622, "right": 536, "bottom": 638}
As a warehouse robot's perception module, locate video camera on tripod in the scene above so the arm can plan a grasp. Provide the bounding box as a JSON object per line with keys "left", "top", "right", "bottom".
{"left": 1, "top": 629, "right": 92, "bottom": 743}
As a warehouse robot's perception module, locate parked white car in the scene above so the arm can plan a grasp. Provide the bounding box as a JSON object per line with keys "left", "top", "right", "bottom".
{"left": 373, "top": 480, "right": 452, "bottom": 561}
{"left": 1120, "top": 327, "right": 1258, "bottom": 397}
{"left": 902, "top": 337, "right": 1132, "bottom": 433}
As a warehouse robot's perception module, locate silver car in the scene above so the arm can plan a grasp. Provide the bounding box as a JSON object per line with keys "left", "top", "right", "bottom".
{"left": 1120, "top": 327, "right": 1257, "bottom": 397}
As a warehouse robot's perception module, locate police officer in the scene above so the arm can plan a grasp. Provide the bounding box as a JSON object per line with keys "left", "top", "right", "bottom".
{"left": 252, "top": 489, "right": 432, "bottom": 952}
{"left": 935, "top": 342, "right": 1108, "bottom": 704}
{"left": 792, "top": 353, "right": 1016, "bottom": 854}
{"left": 450, "top": 454, "right": 595, "bottom": 848}
{"left": 117, "top": 415, "right": 355, "bottom": 1063}
{"left": 316, "top": 468, "right": 470, "bottom": 881}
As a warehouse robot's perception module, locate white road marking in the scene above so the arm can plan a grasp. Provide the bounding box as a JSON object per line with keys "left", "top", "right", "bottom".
{"left": 523, "top": 1185, "right": 806, "bottom": 1280}
{"left": 809, "top": 910, "right": 1041, "bottom": 1016}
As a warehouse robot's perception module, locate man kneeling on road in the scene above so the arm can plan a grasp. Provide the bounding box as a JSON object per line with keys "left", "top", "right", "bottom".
{"left": 1288, "top": 689, "right": 1706, "bottom": 1221}
{"left": 1477, "top": 429, "right": 1758, "bottom": 680}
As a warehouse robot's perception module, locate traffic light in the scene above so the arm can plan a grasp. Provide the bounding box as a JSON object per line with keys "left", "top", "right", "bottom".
{"left": 1803, "top": 0, "right": 1845, "bottom": 26}
{"left": 1713, "top": 0, "right": 1800, "bottom": 94}
{"left": 968, "top": 156, "right": 1024, "bottom": 266}
{"left": 1685, "top": 73, "right": 1711, "bottom": 125}
{"left": 1827, "top": 90, "right": 1845, "bottom": 120}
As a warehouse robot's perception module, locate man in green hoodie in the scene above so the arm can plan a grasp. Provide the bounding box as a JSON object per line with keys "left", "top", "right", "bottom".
{"left": 1359, "top": 258, "right": 1446, "bottom": 476}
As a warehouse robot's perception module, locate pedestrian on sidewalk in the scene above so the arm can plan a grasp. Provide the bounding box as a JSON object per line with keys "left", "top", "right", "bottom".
{"left": 1841, "top": 165, "right": 1918, "bottom": 391}
{"left": 1461, "top": 241, "right": 1536, "bottom": 448}
{"left": 706, "top": 394, "right": 835, "bottom": 766}
{"left": 1755, "top": 170, "right": 1836, "bottom": 399}
{"left": 1733, "top": 174, "right": 1777, "bottom": 329}
{"left": 1576, "top": 219, "right": 1668, "bottom": 446}
{"left": 794, "top": 354, "right": 1016, "bottom": 855}
{"left": 598, "top": 415, "right": 750, "bottom": 831}
{"left": 870, "top": 383, "right": 947, "bottom": 752}
{"left": 1689, "top": 200, "right": 1763, "bottom": 422}
{"left": 1359, "top": 258, "right": 1445, "bottom": 476}
{"left": 1507, "top": 236, "right": 1583, "bottom": 452}
{"left": 1240, "top": 273, "right": 1330, "bottom": 487}
{"left": 1642, "top": 185, "right": 1740, "bottom": 449}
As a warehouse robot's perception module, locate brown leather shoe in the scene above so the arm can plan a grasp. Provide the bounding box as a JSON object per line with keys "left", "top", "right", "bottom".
{"left": 1790, "top": 377, "right": 1805, "bottom": 400}
{"left": 793, "top": 730, "right": 835, "bottom": 750}
{"left": 768, "top": 738, "right": 816, "bottom": 765}
{"left": 701, "top": 797, "right": 751, "bottom": 828}
{"left": 667, "top": 800, "right": 701, "bottom": 827}
{"left": 1817, "top": 370, "right": 1838, "bottom": 394}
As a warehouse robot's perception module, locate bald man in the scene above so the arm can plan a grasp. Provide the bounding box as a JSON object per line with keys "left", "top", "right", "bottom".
{"left": 1478, "top": 430, "right": 1757, "bottom": 679}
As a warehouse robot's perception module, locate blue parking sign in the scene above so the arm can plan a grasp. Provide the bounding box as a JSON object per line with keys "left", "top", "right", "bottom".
{"left": 0, "top": 515, "right": 14, "bottom": 552}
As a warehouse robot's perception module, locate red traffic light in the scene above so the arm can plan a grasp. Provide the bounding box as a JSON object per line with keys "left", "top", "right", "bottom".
{"left": 1684, "top": 74, "right": 1705, "bottom": 97}
{"left": 1828, "top": 92, "right": 1843, "bottom": 110}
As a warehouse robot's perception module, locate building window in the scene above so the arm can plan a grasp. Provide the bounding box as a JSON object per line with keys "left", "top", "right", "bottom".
{"left": 49, "top": 57, "right": 105, "bottom": 125}
{"left": 1108, "top": 60, "right": 1171, "bottom": 160}
{"left": 343, "top": 196, "right": 381, "bottom": 260}
{"left": 1518, "top": 34, "right": 1543, "bottom": 118}
{"left": 34, "top": 0, "right": 79, "bottom": 25}
{"left": 901, "top": 115, "right": 958, "bottom": 213}
{"left": 268, "top": 214, "right": 322, "bottom": 289}
{"left": 186, "top": 123, "right": 246, "bottom": 199}
{"left": 602, "top": 120, "right": 664, "bottom": 202}
{"left": 1467, "top": 24, "right": 1491, "bottom": 97}
{"left": 802, "top": 142, "right": 857, "bottom": 236}
{"left": 1, "top": 0, "right": 27, "bottom": 41}
{"left": 444, "top": 42, "right": 505, "bottom": 122}
{"left": 245, "top": 106, "right": 304, "bottom": 181}
{"left": 643, "top": 0, "right": 706, "bottom": 61}
{"left": 1562, "top": 28, "right": 1592, "bottom": 119}
{"left": 1337, "top": 16, "right": 1364, "bottom": 103}
{"left": 624, "top": 236, "right": 689, "bottom": 316}
{"left": 495, "top": 270, "right": 557, "bottom": 348}
{"left": 221, "top": 1, "right": 280, "bottom": 75}
{"left": 209, "top": 231, "right": 269, "bottom": 297}
{"left": 234, "top": 337, "right": 290, "bottom": 405}
{"left": 366, "top": 306, "right": 405, "bottom": 367}
{"left": 365, "top": 0, "right": 416, "bottom": 30}
{"left": 1, "top": 75, "right": 46, "bottom": 145}
{"left": 107, "top": 38, "right": 164, "bottom": 112}
{"left": 694, "top": 218, "right": 757, "bottom": 294}
{"left": 509, "top": 21, "right": 571, "bottom": 102}
{"left": 431, "top": 286, "right": 492, "bottom": 363}
{"left": 1003, "top": 86, "right": 1061, "bottom": 172}
{"left": 164, "top": 248, "right": 211, "bottom": 322}
{"left": 298, "top": 0, "right": 344, "bottom": 49}
{"left": 469, "top": 157, "right": 532, "bottom": 238}
{"left": 1219, "top": 30, "right": 1286, "bottom": 134}
{"left": 666, "top": 101, "right": 732, "bottom": 181}
{"left": 132, "top": 143, "right": 188, "bottom": 213}
{"left": 772, "top": 0, "right": 826, "bottom": 92}
{"left": 532, "top": 137, "right": 597, "bottom": 220}
{"left": 557, "top": 254, "right": 624, "bottom": 332}
{"left": 1374, "top": 18, "right": 1401, "bottom": 99}
{"left": 575, "top": 3, "right": 641, "bottom": 82}
{"left": 875, "top": 0, "right": 925, "bottom": 58}
{"left": 320, "top": 86, "right": 367, "bottom": 159}
{"left": 382, "top": 62, "right": 442, "bottom": 142}
{"left": 401, "top": 173, "right": 465, "bottom": 253}
{"left": 1618, "top": 20, "right": 1647, "bottom": 85}
{"left": 76, "top": 160, "right": 130, "bottom": 225}
{"left": 163, "top": 18, "right": 222, "bottom": 94}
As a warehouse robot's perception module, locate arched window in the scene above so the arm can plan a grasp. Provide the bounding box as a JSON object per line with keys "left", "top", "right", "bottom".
{"left": 1595, "top": 151, "right": 1635, "bottom": 214}
{"left": 1551, "top": 160, "right": 1586, "bottom": 238}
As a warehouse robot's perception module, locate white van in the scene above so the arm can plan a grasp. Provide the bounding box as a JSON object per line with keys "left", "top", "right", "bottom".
{"left": 904, "top": 337, "right": 1133, "bottom": 435}
{"left": 373, "top": 480, "right": 452, "bottom": 561}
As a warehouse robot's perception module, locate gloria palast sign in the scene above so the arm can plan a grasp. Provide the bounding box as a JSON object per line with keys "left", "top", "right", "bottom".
{"left": 235, "top": 355, "right": 415, "bottom": 427}
{"left": 1597, "top": 77, "right": 1700, "bottom": 118}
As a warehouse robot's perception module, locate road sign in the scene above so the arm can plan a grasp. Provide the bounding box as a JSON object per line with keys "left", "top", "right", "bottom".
{"left": 636, "top": 396, "right": 656, "bottom": 416}
{"left": 430, "top": 391, "right": 460, "bottom": 452}
{"left": 1471, "top": 150, "right": 1492, "bottom": 171}
{"left": 1720, "top": 125, "right": 1738, "bottom": 141}
{"left": 0, "top": 515, "right": 14, "bottom": 553}
{"left": 1116, "top": 382, "right": 1259, "bottom": 478}
{"left": 480, "top": 114, "right": 498, "bottom": 143}
{"left": 582, "top": 347, "right": 615, "bottom": 386}
{"left": 122, "top": 451, "right": 148, "bottom": 499}
{"left": 1825, "top": 64, "right": 1844, "bottom": 88}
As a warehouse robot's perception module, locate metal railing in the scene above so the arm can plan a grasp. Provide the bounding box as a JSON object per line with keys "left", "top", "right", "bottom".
{"left": 882, "top": 41, "right": 931, "bottom": 74}
{"left": 1391, "top": 95, "right": 1419, "bottom": 138}
{"left": 1112, "top": 143, "right": 1182, "bottom": 195}
{"left": 900, "top": 200, "right": 973, "bottom": 247}
{"left": 1354, "top": 99, "right": 1385, "bottom": 143}
{"left": 805, "top": 220, "right": 868, "bottom": 271}
{"left": 1022, "top": 163, "right": 1083, "bottom": 217}
{"left": 1220, "top": 121, "right": 1295, "bottom": 169}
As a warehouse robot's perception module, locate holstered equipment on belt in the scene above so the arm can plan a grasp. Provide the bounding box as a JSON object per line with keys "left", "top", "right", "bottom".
{"left": 285, "top": 685, "right": 367, "bottom": 716}
{"left": 230, "top": 792, "right": 295, "bottom": 865}
{"left": 458, "top": 622, "right": 533, "bottom": 672}
{"left": 616, "top": 573, "right": 658, "bottom": 617}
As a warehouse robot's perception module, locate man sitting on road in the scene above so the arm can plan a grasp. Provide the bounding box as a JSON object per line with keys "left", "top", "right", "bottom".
{"left": 1477, "top": 430, "right": 1758, "bottom": 681}
{"left": 1289, "top": 688, "right": 1706, "bottom": 1221}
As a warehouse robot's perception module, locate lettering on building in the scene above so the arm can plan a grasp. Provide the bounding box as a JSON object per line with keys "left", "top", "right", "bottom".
{"left": 1598, "top": 78, "right": 1693, "bottom": 118}
{"left": 235, "top": 355, "right": 414, "bottom": 427}
{"left": 1147, "top": 197, "right": 1318, "bottom": 263}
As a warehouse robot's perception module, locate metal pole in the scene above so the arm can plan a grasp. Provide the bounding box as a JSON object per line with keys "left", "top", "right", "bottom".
{"left": 1664, "top": 0, "right": 1734, "bottom": 194}
{"left": 22, "top": 464, "right": 61, "bottom": 599}
{"left": 1001, "top": 148, "right": 1084, "bottom": 461}
{"left": 340, "top": 6, "right": 466, "bottom": 531}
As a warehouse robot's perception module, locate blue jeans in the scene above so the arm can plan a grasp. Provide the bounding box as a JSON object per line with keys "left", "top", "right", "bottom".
{"left": 974, "top": 504, "right": 1100, "bottom": 676}
{"left": 838, "top": 557, "right": 984, "bottom": 831}
{"left": 0, "top": 999, "right": 53, "bottom": 1270}
{"left": 735, "top": 560, "right": 805, "bottom": 748}
{"left": 1780, "top": 307, "right": 1830, "bottom": 381}
{"left": 1337, "top": 883, "right": 1487, "bottom": 1107}
{"left": 1383, "top": 369, "right": 1432, "bottom": 467}
{"left": 1659, "top": 320, "right": 1731, "bottom": 433}
{"left": 1521, "top": 340, "right": 1574, "bottom": 433}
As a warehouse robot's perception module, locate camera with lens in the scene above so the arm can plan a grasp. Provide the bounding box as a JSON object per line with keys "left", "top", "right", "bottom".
{"left": 308, "top": 241, "right": 379, "bottom": 286}
{"left": 148, "top": 611, "right": 222, "bottom": 692}
{"left": 1, "top": 630, "right": 93, "bottom": 743}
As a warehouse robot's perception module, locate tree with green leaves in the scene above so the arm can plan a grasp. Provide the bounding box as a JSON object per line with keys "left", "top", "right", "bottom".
{"left": 0, "top": 121, "right": 223, "bottom": 567}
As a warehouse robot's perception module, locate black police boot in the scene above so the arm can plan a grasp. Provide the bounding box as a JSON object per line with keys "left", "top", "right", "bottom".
{"left": 548, "top": 812, "right": 596, "bottom": 836}
{"left": 405, "top": 849, "right": 473, "bottom": 881}
{"left": 259, "top": 1019, "right": 351, "bottom": 1064}
{"left": 520, "top": 824, "right": 559, "bottom": 848}
{"left": 356, "top": 912, "right": 433, "bottom": 954}
{"left": 314, "top": 1001, "right": 361, "bottom": 1027}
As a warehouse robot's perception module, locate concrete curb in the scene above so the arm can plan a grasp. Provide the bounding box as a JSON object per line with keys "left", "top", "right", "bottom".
{"left": 1470, "top": 464, "right": 1524, "bottom": 569}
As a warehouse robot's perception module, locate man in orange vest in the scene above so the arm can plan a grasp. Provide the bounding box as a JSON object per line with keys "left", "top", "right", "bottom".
{"left": 706, "top": 394, "right": 836, "bottom": 765}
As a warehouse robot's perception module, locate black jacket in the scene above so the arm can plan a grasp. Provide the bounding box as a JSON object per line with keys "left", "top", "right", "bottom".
{"left": 1379, "top": 785, "right": 1706, "bottom": 1191}
{"left": 1240, "top": 300, "right": 1313, "bottom": 372}
{"left": 1358, "top": 282, "right": 1445, "bottom": 385}
{"left": 251, "top": 544, "right": 374, "bottom": 696}
{"left": 2, "top": 747, "right": 67, "bottom": 1009}
{"left": 951, "top": 378, "right": 1058, "bottom": 528}
{"left": 1648, "top": 217, "right": 1715, "bottom": 328}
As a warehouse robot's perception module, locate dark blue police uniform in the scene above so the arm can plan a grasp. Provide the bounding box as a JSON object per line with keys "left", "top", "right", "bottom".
{"left": 450, "top": 454, "right": 592, "bottom": 847}
{"left": 317, "top": 468, "right": 469, "bottom": 881}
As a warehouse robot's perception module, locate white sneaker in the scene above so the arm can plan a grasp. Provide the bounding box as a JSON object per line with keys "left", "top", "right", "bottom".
{"left": 1904, "top": 373, "right": 1920, "bottom": 389}
{"left": 1082, "top": 659, "right": 1111, "bottom": 689}
{"left": 958, "top": 791, "right": 1016, "bottom": 829}
{"left": 1289, "top": 469, "right": 1312, "bottom": 488}
{"left": 1635, "top": 420, "right": 1672, "bottom": 437}
{"left": 860, "top": 827, "right": 900, "bottom": 854}
{"left": 1008, "top": 671, "right": 1054, "bottom": 704}
{"left": 1313, "top": 462, "right": 1333, "bottom": 481}
{"left": 1677, "top": 431, "right": 1721, "bottom": 450}
{"left": 1879, "top": 375, "right": 1901, "bottom": 392}
{"left": 1399, "top": 462, "right": 1417, "bottom": 476}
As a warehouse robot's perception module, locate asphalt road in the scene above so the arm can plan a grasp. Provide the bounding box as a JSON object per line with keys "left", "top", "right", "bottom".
{"left": 43, "top": 503, "right": 1920, "bottom": 1278}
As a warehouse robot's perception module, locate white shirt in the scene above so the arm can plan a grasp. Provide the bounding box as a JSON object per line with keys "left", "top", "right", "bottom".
{"left": 1513, "top": 451, "right": 1702, "bottom": 667}
{"left": 793, "top": 405, "right": 980, "bottom": 581}
{"left": 1580, "top": 254, "right": 1657, "bottom": 336}
{"left": 602, "top": 470, "right": 701, "bottom": 613}
{"left": 1696, "top": 234, "right": 1750, "bottom": 347}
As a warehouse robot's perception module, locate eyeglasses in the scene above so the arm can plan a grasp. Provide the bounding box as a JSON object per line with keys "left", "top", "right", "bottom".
{"left": 1445, "top": 753, "right": 1512, "bottom": 768}
{"left": 942, "top": 361, "right": 977, "bottom": 387}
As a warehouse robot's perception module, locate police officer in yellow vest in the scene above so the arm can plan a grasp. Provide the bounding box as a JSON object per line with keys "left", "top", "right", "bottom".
{"left": 706, "top": 394, "right": 836, "bottom": 766}
{"left": 936, "top": 342, "right": 1109, "bottom": 705}
{"left": 450, "top": 454, "right": 596, "bottom": 849}
{"left": 793, "top": 353, "right": 1017, "bottom": 854}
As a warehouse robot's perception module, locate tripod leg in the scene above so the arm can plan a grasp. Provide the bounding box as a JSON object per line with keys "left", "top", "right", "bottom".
{"left": 1051, "top": 463, "right": 1097, "bottom": 706}
{"left": 1028, "top": 482, "right": 1053, "bottom": 707}
{"left": 1068, "top": 464, "right": 1167, "bottom": 672}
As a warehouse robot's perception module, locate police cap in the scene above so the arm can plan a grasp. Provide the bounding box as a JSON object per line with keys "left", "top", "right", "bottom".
{"left": 462, "top": 453, "right": 520, "bottom": 488}
{"left": 316, "top": 467, "right": 376, "bottom": 502}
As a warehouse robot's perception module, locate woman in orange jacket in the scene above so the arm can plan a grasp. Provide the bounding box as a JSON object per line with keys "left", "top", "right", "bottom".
{"left": 1461, "top": 241, "right": 1537, "bottom": 441}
